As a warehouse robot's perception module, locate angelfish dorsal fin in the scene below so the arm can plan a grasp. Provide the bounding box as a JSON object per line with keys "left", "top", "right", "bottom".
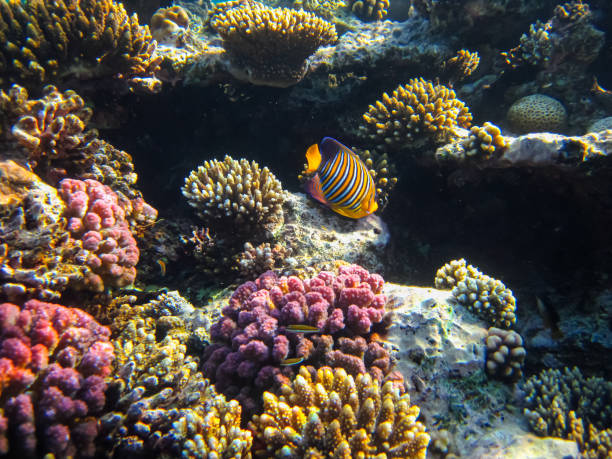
{"left": 305, "top": 143, "right": 322, "bottom": 173}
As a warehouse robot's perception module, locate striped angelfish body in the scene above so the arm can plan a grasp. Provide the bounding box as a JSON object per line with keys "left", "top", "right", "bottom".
{"left": 305, "top": 137, "right": 378, "bottom": 219}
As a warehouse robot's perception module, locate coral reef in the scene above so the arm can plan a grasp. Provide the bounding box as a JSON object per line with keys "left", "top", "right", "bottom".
{"left": 0, "top": 85, "right": 157, "bottom": 228}
{"left": 588, "top": 117, "right": 612, "bottom": 133}
{"left": 0, "top": 160, "right": 90, "bottom": 302}
{"left": 99, "top": 292, "right": 252, "bottom": 458}
{"left": 59, "top": 178, "right": 139, "bottom": 291}
{"left": 202, "top": 264, "right": 388, "bottom": 416}
{"left": 0, "top": 0, "right": 161, "bottom": 92}
{"left": 235, "top": 241, "right": 289, "bottom": 279}
{"left": 0, "top": 299, "right": 113, "bottom": 458}
{"left": 435, "top": 259, "right": 516, "bottom": 328}
{"left": 523, "top": 367, "right": 612, "bottom": 458}
{"left": 210, "top": 0, "right": 337, "bottom": 87}
{"left": 442, "top": 49, "right": 480, "bottom": 84}
{"left": 292, "top": 0, "right": 347, "bottom": 20}
{"left": 249, "top": 365, "right": 430, "bottom": 458}
{"left": 350, "top": 0, "right": 389, "bottom": 21}
{"left": 354, "top": 148, "right": 398, "bottom": 210}
{"left": 360, "top": 78, "right": 472, "bottom": 153}
{"left": 507, "top": 94, "right": 567, "bottom": 134}
{"left": 182, "top": 155, "right": 285, "bottom": 238}
{"left": 151, "top": 5, "right": 190, "bottom": 45}
{"left": 435, "top": 122, "right": 509, "bottom": 165}
{"left": 485, "top": 327, "right": 525, "bottom": 382}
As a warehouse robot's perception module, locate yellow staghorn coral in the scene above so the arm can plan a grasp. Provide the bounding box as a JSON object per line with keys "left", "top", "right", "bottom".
{"left": 0, "top": 0, "right": 161, "bottom": 92}
{"left": 249, "top": 366, "right": 430, "bottom": 458}
{"left": 350, "top": 0, "right": 389, "bottom": 21}
{"left": 435, "top": 258, "right": 516, "bottom": 329}
{"left": 211, "top": 0, "right": 337, "bottom": 87}
{"left": 360, "top": 78, "right": 472, "bottom": 153}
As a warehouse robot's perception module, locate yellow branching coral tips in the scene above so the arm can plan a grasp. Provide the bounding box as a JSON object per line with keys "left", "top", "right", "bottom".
{"left": 360, "top": 78, "right": 472, "bottom": 152}
{"left": 0, "top": 0, "right": 161, "bottom": 91}
{"left": 442, "top": 49, "right": 480, "bottom": 84}
{"left": 211, "top": 0, "right": 337, "bottom": 87}
{"left": 182, "top": 155, "right": 285, "bottom": 236}
{"left": 249, "top": 366, "right": 430, "bottom": 458}
{"left": 435, "top": 122, "right": 509, "bottom": 165}
{"left": 435, "top": 259, "right": 516, "bottom": 329}
{"left": 350, "top": 0, "right": 389, "bottom": 21}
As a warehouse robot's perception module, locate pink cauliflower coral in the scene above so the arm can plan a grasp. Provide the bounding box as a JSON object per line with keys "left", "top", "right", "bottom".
{"left": 59, "top": 178, "right": 139, "bottom": 291}
{"left": 203, "top": 264, "right": 388, "bottom": 417}
{"left": 0, "top": 300, "right": 113, "bottom": 457}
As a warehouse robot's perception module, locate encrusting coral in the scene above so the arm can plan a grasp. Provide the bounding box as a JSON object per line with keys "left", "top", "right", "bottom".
{"left": 0, "top": 0, "right": 162, "bottom": 92}
{"left": 506, "top": 94, "right": 567, "bottom": 134}
{"left": 360, "top": 78, "right": 472, "bottom": 153}
{"left": 485, "top": 327, "right": 526, "bottom": 382}
{"left": 249, "top": 365, "right": 430, "bottom": 458}
{"left": 523, "top": 367, "right": 612, "bottom": 458}
{"left": 210, "top": 0, "right": 337, "bottom": 87}
{"left": 0, "top": 299, "right": 114, "bottom": 458}
{"left": 435, "top": 122, "right": 509, "bottom": 165}
{"left": 350, "top": 0, "right": 389, "bottom": 21}
{"left": 182, "top": 155, "right": 285, "bottom": 238}
{"left": 99, "top": 292, "right": 252, "bottom": 458}
{"left": 202, "top": 264, "right": 390, "bottom": 417}
{"left": 435, "top": 259, "right": 516, "bottom": 328}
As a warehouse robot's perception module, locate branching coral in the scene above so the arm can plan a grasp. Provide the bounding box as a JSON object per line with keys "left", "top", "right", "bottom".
{"left": 182, "top": 155, "right": 285, "bottom": 238}
{"left": 523, "top": 367, "right": 612, "bottom": 458}
{"left": 501, "top": 1, "right": 603, "bottom": 70}
{"left": 360, "top": 78, "right": 472, "bottom": 153}
{"left": 99, "top": 293, "right": 252, "bottom": 458}
{"left": 292, "top": 0, "right": 347, "bottom": 21}
{"left": 0, "top": 0, "right": 161, "bottom": 92}
{"left": 211, "top": 0, "right": 337, "bottom": 87}
{"left": 355, "top": 148, "right": 398, "bottom": 210}
{"left": 202, "top": 264, "right": 389, "bottom": 417}
{"left": 235, "top": 241, "right": 289, "bottom": 279}
{"left": 59, "top": 178, "right": 139, "bottom": 291}
{"left": 485, "top": 327, "right": 525, "bottom": 382}
{"left": 0, "top": 84, "right": 157, "bottom": 229}
{"left": 435, "top": 259, "right": 516, "bottom": 328}
{"left": 249, "top": 366, "right": 430, "bottom": 458}
{"left": 0, "top": 299, "right": 113, "bottom": 458}
{"left": 506, "top": 94, "right": 567, "bottom": 134}
{"left": 350, "top": 0, "right": 389, "bottom": 21}
{"left": 435, "top": 122, "right": 509, "bottom": 165}
{"left": 442, "top": 49, "right": 480, "bottom": 84}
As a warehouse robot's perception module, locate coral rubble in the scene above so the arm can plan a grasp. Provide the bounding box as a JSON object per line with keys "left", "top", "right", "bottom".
{"left": 182, "top": 155, "right": 285, "bottom": 238}
{"left": 249, "top": 366, "right": 430, "bottom": 458}
{"left": 0, "top": 299, "right": 113, "bottom": 458}
{"left": 523, "top": 367, "right": 612, "bottom": 458}
{"left": 0, "top": 0, "right": 161, "bottom": 92}
{"left": 360, "top": 78, "right": 472, "bottom": 153}
{"left": 211, "top": 0, "right": 337, "bottom": 87}
{"left": 435, "top": 259, "right": 516, "bottom": 328}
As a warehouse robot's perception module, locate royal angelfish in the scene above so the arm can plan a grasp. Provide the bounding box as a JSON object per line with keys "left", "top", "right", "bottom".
{"left": 304, "top": 137, "right": 378, "bottom": 219}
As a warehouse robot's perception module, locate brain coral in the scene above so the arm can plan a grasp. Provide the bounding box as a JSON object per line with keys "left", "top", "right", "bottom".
{"left": 435, "top": 259, "right": 516, "bottom": 328}
{"left": 0, "top": 0, "right": 161, "bottom": 92}
{"left": 523, "top": 367, "right": 612, "bottom": 458}
{"left": 202, "top": 264, "right": 389, "bottom": 417}
{"left": 506, "top": 94, "right": 567, "bottom": 134}
{"left": 249, "top": 366, "right": 430, "bottom": 458}
{"left": 59, "top": 178, "right": 140, "bottom": 291}
{"left": 182, "top": 155, "right": 285, "bottom": 238}
{"left": 0, "top": 299, "right": 113, "bottom": 458}
{"left": 360, "top": 78, "right": 472, "bottom": 153}
{"left": 211, "top": 0, "right": 337, "bottom": 87}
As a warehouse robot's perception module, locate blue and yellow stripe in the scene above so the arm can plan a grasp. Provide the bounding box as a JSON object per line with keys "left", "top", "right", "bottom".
{"left": 304, "top": 137, "right": 378, "bottom": 219}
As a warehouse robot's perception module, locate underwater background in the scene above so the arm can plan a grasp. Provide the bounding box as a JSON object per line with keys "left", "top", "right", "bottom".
{"left": 0, "top": 0, "right": 611, "bottom": 457}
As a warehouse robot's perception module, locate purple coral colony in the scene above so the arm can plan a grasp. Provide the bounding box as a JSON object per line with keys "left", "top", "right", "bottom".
{"left": 0, "top": 0, "right": 611, "bottom": 458}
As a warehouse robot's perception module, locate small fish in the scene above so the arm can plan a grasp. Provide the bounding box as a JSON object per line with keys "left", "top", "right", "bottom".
{"left": 535, "top": 296, "right": 564, "bottom": 340}
{"left": 304, "top": 137, "right": 378, "bottom": 219}
{"left": 285, "top": 324, "right": 321, "bottom": 334}
{"left": 156, "top": 259, "right": 167, "bottom": 276}
{"left": 280, "top": 357, "right": 304, "bottom": 366}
